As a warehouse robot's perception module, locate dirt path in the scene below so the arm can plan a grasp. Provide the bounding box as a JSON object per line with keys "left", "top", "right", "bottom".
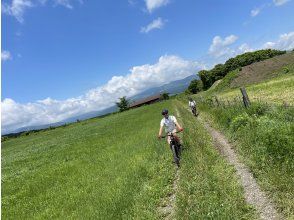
{"left": 157, "top": 107, "right": 182, "bottom": 219}
{"left": 157, "top": 171, "right": 179, "bottom": 219}
{"left": 197, "top": 115, "right": 280, "bottom": 220}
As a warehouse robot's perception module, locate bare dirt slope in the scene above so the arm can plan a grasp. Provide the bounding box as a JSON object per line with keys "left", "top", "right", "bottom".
{"left": 231, "top": 52, "right": 294, "bottom": 87}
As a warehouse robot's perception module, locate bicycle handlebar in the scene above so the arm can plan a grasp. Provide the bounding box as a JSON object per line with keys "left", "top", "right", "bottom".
{"left": 160, "top": 130, "right": 182, "bottom": 138}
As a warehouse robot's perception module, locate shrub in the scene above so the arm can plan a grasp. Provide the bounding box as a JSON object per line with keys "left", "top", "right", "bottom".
{"left": 283, "top": 67, "right": 290, "bottom": 74}
{"left": 246, "top": 103, "right": 270, "bottom": 116}
{"left": 230, "top": 113, "right": 252, "bottom": 132}
{"left": 161, "top": 92, "right": 169, "bottom": 100}
{"left": 188, "top": 79, "right": 203, "bottom": 94}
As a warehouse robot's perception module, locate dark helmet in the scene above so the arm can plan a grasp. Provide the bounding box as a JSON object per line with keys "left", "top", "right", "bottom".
{"left": 189, "top": 97, "right": 193, "bottom": 101}
{"left": 161, "top": 109, "right": 169, "bottom": 115}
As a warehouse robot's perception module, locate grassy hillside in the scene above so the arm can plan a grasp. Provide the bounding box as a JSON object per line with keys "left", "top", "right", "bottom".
{"left": 2, "top": 99, "right": 258, "bottom": 219}
{"left": 187, "top": 56, "right": 294, "bottom": 218}
{"left": 230, "top": 52, "right": 294, "bottom": 88}
{"left": 203, "top": 59, "right": 294, "bottom": 105}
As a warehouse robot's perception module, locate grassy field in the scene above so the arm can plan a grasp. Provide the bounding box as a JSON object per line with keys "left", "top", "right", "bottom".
{"left": 2, "top": 98, "right": 259, "bottom": 219}
{"left": 2, "top": 101, "right": 177, "bottom": 219}
{"left": 217, "top": 73, "right": 294, "bottom": 104}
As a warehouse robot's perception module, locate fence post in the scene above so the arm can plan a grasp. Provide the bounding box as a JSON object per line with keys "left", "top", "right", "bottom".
{"left": 240, "top": 87, "right": 250, "bottom": 108}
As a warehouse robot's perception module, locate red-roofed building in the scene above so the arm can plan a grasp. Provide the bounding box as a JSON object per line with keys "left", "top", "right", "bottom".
{"left": 130, "top": 94, "right": 162, "bottom": 109}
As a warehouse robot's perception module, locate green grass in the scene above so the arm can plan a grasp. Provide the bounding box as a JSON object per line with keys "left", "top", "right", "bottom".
{"left": 2, "top": 101, "right": 177, "bottom": 219}
{"left": 3, "top": 98, "right": 260, "bottom": 219}
{"left": 185, "top": 64, "right": 294, "bottom": 218}
{"left": 218, "top": 73, "right": 294, "bottom": 104}
{"left": 174, "top": 101, "right": 256, "bottom": 219}
{"left": 198, "top": 102, "right": 294, "bottom": 219}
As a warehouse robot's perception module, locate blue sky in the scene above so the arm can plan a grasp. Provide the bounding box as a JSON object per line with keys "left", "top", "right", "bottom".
{"left": 1, "top": 0, "right": 294, "bottom": 133}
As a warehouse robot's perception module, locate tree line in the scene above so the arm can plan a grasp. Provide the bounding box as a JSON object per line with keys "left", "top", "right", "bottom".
{"left": 187, "top": 49, "right": 286, "bottom": 93}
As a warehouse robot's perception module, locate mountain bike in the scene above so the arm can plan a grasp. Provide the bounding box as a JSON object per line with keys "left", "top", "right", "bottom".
{"left": 191, "top": 106, "right": 198, "bottom": 117}
{"left": 161, "top": 131, "right": 182, "bottom": 167}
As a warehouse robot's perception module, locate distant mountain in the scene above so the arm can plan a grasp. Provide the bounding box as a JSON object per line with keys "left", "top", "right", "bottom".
{"left": 3, "top": 74, "right": 197, "bottom": 135}
{"left": 130, "top": 74, "right": 199, "bottom": 101}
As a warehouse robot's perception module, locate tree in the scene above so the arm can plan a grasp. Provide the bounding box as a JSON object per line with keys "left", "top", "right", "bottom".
{"left": 161, "top": 92, "right": 169, "bottom": 100}
{"left": 188, "top": 79, "right": 203, "bottom": 94}
{"left": 116, "top": 96, "right": 130, "bottom": 112}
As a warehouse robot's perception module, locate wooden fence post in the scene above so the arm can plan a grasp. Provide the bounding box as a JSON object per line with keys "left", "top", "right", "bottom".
{"left": 240, "top": 87, "right": 250, "bottom": 108}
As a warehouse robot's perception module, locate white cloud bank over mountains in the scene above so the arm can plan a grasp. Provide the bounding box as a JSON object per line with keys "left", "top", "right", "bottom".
{"left": 2, "top": 55, "right": 203, "bottom": 134}
{"left": 2, "top": 32, "right": 294, "bottom": 134}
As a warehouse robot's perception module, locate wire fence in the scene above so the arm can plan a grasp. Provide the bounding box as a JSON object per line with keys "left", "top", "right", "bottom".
{"left": 195, "top": 88, "right": 294, "bottom": 110}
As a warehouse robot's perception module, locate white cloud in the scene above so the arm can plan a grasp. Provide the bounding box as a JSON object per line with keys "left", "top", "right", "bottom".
{"left": 238, "top": 43, "right": 254, "bottom": 53}
{"left": 145, "top": 0, "right": 169, "bottom": 13}
{"left": 140, "top": 17, "right": 166, "bottom": 33}
{"left": 1, "top": 55, "right": 204, "bottom": 134}
{"left": 208, "top": 35, "right": 238, "bottom": 58}
{"left": 2, "top": 0, "right": 82, "bottom": 22}
{"left": 1, "top": 51, "right": 12, "bottom": 61}
{"left": 2, "top": 0, "right": 33, "bottom": 23}
{"left": 273, "top": 0, "right": 290, "bottom": 6}
{"left": 251, "top": 8, "right": 260, "bottom": 17}
{"left": 263, "top": 32, "right": 294, "bottom": 50}
{"left": 54, "top": 0, "right": 73, "bottom": 9}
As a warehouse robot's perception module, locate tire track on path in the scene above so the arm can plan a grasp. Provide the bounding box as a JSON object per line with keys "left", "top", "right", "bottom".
{"left": 157, "top": 106, "right": 182, "bottom": 219}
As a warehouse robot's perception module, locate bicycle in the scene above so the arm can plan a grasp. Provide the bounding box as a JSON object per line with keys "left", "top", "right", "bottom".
{"left": 161, "top": 131, "right": 182, "bottom": 167}
{"left": 191, "top": 106, "right": 198, "bottom": 117}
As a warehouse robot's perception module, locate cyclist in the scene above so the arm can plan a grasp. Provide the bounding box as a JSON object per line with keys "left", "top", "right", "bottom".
{"left": 158, "top": 109, "right": 183, "bottom": 145}
{"left": 188, "top": 97, "right": 197, "bottom": 115}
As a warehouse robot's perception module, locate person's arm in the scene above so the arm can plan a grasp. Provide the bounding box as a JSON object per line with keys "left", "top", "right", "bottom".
{"left": 158, "top": 126, "right": 164, "bottom": 139}
{"left": 175, "top": 122, "right": 183, "bottom": 131}
{"left": 172, "top": 116, "right": 183, "bottom": 131}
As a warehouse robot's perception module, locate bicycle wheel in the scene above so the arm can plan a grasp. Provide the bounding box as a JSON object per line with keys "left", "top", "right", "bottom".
{"left": 171, "top": 144, "right": 180, "bottom": 167}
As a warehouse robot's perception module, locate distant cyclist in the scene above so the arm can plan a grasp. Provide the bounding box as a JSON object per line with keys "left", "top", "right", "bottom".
{"left": 158, "top": 109, "right": 183, "bottom": 145}
{"left": 188, "top": 97, "right": 197, "bottom": 116}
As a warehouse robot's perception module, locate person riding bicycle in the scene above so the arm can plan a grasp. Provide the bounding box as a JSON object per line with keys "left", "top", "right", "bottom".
{"left": 188, "top": 97, "right": 197, "bottom": 115}
{"left": 158, "top": 109, "right": 183, "bottom": 145}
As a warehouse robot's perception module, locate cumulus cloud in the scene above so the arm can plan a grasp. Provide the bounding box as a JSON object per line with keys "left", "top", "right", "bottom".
{"left": 208, "top": 35, "right": 238, "bottom": 58}
{"left": 140, "top": 17, "right": 166, "bottom": 33}
{"left": 1, "top": 55, "right": 204, "bottom": 134}
{"left": 263, "top": 32, "right": 294, "bottom": 50}
{"left": 273, "top": 0, "right": 290, "bottom": 6}
{"left": 1, "top": 50, "right": 12, "bottom": 61}
{"left": 238, "top": 43, "right": 254, "bottom": 53}
{"left": 145, "top": 0, "right": 169, "bottom": 13}
{"left": 2, "top": 0, "right": 82, "bottom": 22}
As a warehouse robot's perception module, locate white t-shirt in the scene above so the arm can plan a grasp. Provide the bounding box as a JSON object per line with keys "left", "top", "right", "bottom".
{"left": 189, "top": 100, "right": 196, "bottom": 107}
{"left": 160, "top": 115, "right": 177, "bottom": 132}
